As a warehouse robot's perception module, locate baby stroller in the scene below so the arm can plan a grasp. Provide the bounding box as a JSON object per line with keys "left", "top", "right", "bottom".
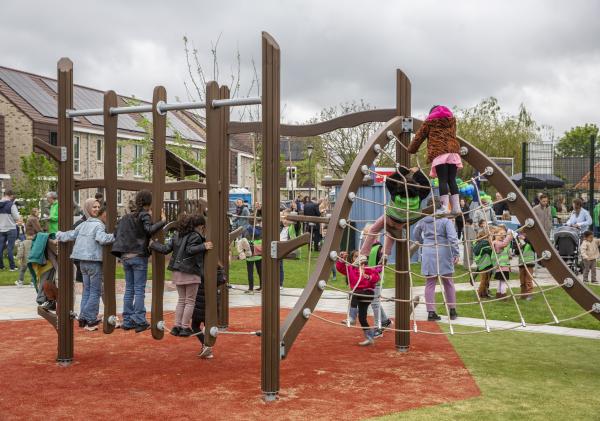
{"left": 553, "top": 226, "right": 581, "bottom": 274}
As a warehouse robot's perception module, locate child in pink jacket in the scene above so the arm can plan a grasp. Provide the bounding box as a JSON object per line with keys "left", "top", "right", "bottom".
{"left": 336, "top": 251, "right": 381, "bottom": 346}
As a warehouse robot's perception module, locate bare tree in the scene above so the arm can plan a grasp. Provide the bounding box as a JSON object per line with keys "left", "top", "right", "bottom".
{"left": 314, "top": 100, "right": 396, "bottom": 178}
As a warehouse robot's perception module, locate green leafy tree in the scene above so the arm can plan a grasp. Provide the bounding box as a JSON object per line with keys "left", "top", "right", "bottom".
{"left": 14, "top": 152, "right": 57, "bottom": 215}
{"left": 555, "top": 124, "right": 599, "bottom": 157}
{"left": 455, "top": 97, "right": 542, "bottom": 177}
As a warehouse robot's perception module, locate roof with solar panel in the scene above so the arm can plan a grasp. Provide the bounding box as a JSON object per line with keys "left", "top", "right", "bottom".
{"left": 0, "top": 65, "right": 205, "bottom": 143}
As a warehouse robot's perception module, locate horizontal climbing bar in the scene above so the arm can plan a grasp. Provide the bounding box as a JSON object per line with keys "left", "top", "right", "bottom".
{"left": 66, "top": 108, "right": 103, "bottom": 118}
{"left": 156, "top": 100, "right": 206, "bottom": 114}
{"left": 212, "top": 97, "right": 261, "bottom": 108}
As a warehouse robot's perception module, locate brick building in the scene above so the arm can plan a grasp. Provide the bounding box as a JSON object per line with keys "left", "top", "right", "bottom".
{"left": 0, "top": 65, "right": 256, "bottom": 212}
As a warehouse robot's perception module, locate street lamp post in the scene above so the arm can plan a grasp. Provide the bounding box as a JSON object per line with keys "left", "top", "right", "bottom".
{"left": 307, "top": 144, "right": 314, "bottom": 199}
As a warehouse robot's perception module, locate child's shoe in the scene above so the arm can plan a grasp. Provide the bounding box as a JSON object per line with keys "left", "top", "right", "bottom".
{"left": 341, "top": 318, "right": 356, "bottom": 326}
{"left": 14, "top": 280, "right": 23, "bottom": 287}
{"left": 178, "top": 327, "right": 193, "bottom": 337}
{"left": 449, "top": 308, "right": 458, "bottom": 320}
{"left": 359, "top": 330, "right": 375, "bottom": 345}
{"left": 427, "top": 311, "right": 441, "bottom": 321}
{"left": 198, "top": 346, "right": 213, "bottom": 359}
{"left": 170, "top": 326, "right": 181, "bottom": 336}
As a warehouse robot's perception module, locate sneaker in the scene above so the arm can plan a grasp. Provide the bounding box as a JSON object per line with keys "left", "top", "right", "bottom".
{"left": 198, "top": 346, "right": 213, "bottom": 359}
{"left": 78, "top": 318, "right": 86, "bottom": 328}
{"left": 122, "top": 323, "right": 136, "bottom": 331}
{"left": 14, "top": 280, "right": 23, "bottom": 287}
{"left": 86, "top": 319, "right": 102, "bottom": 328}
{"left": 341, "top": 319, "right": 356, "bottom": 326}
{"left": 244, "top": 289, "right": 254, "bottom": 294}
{"left": 135, "top": 322, "right": 150, "bottom": 333}
{"left": 170, "top": 326, "right": 181, "bottom": 336}
{"left": 280, "top": 286, "right": 283, "bottom": 290}
{"left": 358, "top": 338, "right": 374, "bottom": 346}
{"left": 41, "top": 300, "right": 56, "bottom": 311}
{"left": 256, "top": 287, "right": 262, "bottom": 292}
{"left": 178, "top": 327, "right": 193, "bottom": 337}
{"left": 84, "top": 325, "right": 98, "bottom": 331}
{"left": 373, "top": 329, "right": 384, "bottom": 339}
{"left": 428, "top": 311, "right": 441, "bottom": 321}
{"left": 381, "top": 319, "right": 392, "bottom": 328}
{"left": 9, "top": 268, "right": 18, "bottom": 272}
{"left": 449, "top": 308, "right": 458, "bottom": 320}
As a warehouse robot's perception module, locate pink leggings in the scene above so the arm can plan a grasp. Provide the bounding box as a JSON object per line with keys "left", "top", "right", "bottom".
{"left": 175, "top": 284, "right": 200, "bottom": 328}
{"left": 425, "top": 275, "right": 456, "bottom": 312}
{"left": 359, "top": 215, "right": 404, "bottom": 257}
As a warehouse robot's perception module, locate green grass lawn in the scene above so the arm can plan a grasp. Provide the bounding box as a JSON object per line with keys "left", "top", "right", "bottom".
{"left": 375, "top": 327, "right": 600, "bottom": 420}
{"left": 434, "top": 284, "right": 600, "bottom": 330}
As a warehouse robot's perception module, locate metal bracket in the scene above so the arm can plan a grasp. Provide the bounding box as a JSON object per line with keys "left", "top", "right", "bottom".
{"left": 402, "top": 117, "right": 413, "bottom": 133}
{"left": 271, "top": 241, "right": 278, "bottom": 259}
{"left": 60, "top": 146, "right": 68, "bottom": 162}
{"left": 280, "top": 341, "right": 286, "bottom": 359}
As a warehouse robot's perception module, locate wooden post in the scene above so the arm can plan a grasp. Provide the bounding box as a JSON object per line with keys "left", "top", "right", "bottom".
{"left": 204, "top": 81, "right": 220, "bottom": 347}
{"left": 395, "top": 70, "right": 411, "bottom": 352}
{"left": 261, "top": 31, "right": 281, "bottom": 402}
{"left": 150, "top": 86, "right": 167, "bottom": 340}
{"left": 102, "top": 90, "right": 118, "bottom": 334}
{"left": 218, "top": 85, "right": 230, "bottom": 328}
{"left": 56, "top": 58, "right": 74, "bottom": 364}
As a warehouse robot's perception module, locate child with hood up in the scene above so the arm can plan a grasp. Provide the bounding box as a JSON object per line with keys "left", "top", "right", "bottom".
{"left": 407, "top": 105, "right": 462, "bottom": 213}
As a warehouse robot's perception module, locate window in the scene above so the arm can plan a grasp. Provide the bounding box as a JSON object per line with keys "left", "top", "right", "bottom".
{"left": 73, "top": 190, "right": 80, "bottom": 206}
{"left": 96, "top": 139, "right": 103, "bottom": 162}
{"left": 117, "top": 145, "right": 124, "bottom": 176}
{"left": 117, "top": 189, "right": 123, "bottom": 206}
{"left": 50, "top": 132, "right": 57, "bottom": 146}
{"left": 169, "top": 191, "right": 176, "bottom": 200}
{"left": 134, "top": 144, "right": 144, "bottom": 177}
{"left": 73, "top": 136, "right": 80, "bottom": 173}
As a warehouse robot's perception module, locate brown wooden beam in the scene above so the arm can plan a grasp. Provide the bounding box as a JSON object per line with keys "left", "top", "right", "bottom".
{"left": 102, "top": 90, "right": 118, "bottom": 334}
{"left": 204, "top": 81, "right": 220, "bottom": 347}
{"left": 395, "top": 70, "right": 411, "bottom": 352}
{"left": 227, "top": 109, "right": 397, "bottom": 136}
{"left": 37, "top": 306, "right": 58, "bottom": 331}
{"left": 261, "top": 31, "right": 281, "bottom": 402}
{"left": 275, "top": 232, "right": 310, "bottom": 259}
{"left": 56, "top": 57, "right": 74, "bottom": 365}
{"left": 33, "top": 137, "right": 62, "bottom": 162}
{"left": 150, "top": 86, "right": 167, "bottom": 340}
{"left": 218, "top": 85, "right": 231, "bottom": 329}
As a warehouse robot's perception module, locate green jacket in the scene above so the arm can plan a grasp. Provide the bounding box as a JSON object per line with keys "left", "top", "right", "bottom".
{"left": 28, "top": 232, "right": 54, "bottom": 265}
{"left": 473, "top": 239, "right": 493, "bottom": 271}
{"left": 48, "top": 202, "right": 59, "bottom": 234}
{"left": 594, "top": 203, "right": 600, "bottom": 226}
{"left": 386, "top": 195, "right": 421, "bottom": 222}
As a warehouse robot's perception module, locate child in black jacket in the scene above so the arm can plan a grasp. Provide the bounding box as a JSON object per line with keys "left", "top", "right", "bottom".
{"left": 192, "top": 263, "right": 226, "bottom": 359}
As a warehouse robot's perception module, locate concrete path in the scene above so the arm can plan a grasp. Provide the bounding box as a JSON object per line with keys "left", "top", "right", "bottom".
{"left": 1, "top": 268, "right": 598, "bottom": 340}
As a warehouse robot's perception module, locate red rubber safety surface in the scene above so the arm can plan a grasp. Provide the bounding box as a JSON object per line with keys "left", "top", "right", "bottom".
{"left": 0, "top": 307, "right": 479, "bottom": 420}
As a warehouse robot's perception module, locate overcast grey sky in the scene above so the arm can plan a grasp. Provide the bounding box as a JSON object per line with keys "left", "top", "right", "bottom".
{"left": 1, "top": 0, "right": 599, "bottom": 136}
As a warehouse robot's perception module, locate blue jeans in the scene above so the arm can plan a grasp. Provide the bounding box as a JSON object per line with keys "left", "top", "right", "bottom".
{"left": 79, "top": 261, "right": 103, "bottom": 322}
{"left": 0, "top": 229, "right": 17, "bottom": 269}
{"left": 122, "top": 256, "right": 148, "bottom": 326}
{"left": 371, "top": 283, "right": 388, "bottom": 328}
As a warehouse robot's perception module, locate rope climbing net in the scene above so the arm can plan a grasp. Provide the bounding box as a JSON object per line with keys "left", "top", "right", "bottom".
{"left": 305, "top": 131, "right": 596, "bottom": 336}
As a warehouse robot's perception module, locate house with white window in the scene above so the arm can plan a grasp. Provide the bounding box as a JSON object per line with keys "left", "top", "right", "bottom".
{"left": 0, "top": 65, "right": 255, "bottom": 213}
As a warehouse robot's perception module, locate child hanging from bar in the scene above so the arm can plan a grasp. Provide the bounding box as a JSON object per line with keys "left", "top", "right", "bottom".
{"left": 492, "top": 225, "right": 513, "bottom": 300}
{"left": 407, "top": 105, "right": 462, "bottom": 213}
{"left": 336, "top": 250, "right": 381, "bottom": 346}
{"left": 359, "top": 166, "right": 430, "bottom": 263}
{"left": 472, "top": 228, "right": 494, "bottom": 298}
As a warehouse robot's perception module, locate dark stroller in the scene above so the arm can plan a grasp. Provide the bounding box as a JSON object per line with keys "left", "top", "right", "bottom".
{"left": 553, "top": 226, "right": 581, "bottom": 274}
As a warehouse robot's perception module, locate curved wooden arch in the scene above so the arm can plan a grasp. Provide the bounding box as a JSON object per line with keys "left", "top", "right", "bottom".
{"left": 227, "top": 108, "right": 397, "bottom": 137}
{"left": 280, "top": 116, "right": 600, "bottom": 356}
